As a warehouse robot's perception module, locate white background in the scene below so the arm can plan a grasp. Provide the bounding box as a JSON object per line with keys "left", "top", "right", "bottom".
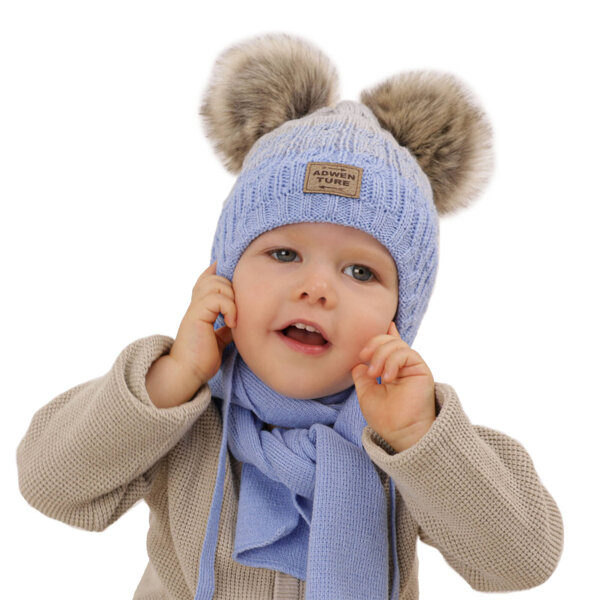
{"left": 3, "top": 0, "right": 598, "bottom": 598}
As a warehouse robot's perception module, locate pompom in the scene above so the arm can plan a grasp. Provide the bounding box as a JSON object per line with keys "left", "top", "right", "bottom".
{"left": 360, "top": 72, "right": 493, "bottom": 215}
{"left": 200, "top": 33, "right": 340, "bottom": 174}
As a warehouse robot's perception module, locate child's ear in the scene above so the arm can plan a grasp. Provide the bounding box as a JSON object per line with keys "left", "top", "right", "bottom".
{"left": 360, "top": 71, "right": 494, "bottom": 215}
{"left": 200, "top": 33, "right": 340, "bottom": 174}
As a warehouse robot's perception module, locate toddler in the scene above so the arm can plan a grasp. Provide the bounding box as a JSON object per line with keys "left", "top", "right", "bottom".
{"left": 17, "top": 33, "right": 563, "bottom": 599}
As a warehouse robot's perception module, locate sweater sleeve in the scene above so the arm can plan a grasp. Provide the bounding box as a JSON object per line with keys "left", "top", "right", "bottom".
{"left": 361, "top": 382, "right": 564, "bottom": 592}
{"left": 16, "top": 334, "right": 211, "bottom": 532}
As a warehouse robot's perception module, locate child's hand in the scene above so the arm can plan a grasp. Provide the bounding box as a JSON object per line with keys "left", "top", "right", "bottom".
{"left": 352, "top": 322, "right": 436, "bottom": 453}
{"left": 170, "top": 261, "right": 237, "bottom": 388}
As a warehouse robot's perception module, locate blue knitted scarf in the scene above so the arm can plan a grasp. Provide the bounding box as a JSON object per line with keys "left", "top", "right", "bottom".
{"left": 194, "top": 346, "right": 399, "bottom": 599}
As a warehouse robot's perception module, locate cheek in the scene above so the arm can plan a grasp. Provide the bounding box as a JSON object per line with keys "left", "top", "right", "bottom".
{"left": 232, "top": 270, "right": 258, "bottom": 314}
{"left": 347, "top": 296, "right": 397, "bottom": 348}
{"left": 231, "top": 289, "right": 256, "bottom": 350}
{"left": 231, "top": 275, "right": 279, "bottom": 347}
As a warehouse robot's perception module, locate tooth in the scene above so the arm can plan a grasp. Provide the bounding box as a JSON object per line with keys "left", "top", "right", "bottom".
{"left": 291, "top": 322, "right": 322, "bottom": 334}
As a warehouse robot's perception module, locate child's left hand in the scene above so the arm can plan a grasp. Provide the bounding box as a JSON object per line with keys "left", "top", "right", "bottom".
{"left": 352, "top": 322, "right": 436, "bottom": 453}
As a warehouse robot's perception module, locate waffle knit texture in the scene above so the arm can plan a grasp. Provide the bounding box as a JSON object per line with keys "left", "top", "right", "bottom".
{"left": 17, "top": 335, "right": 564, "bottom": 599}
{"left": 210, "top": 100, "right": 438, "bottom": 348}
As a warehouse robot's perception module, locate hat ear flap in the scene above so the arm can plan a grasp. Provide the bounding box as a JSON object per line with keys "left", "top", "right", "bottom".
{"left": 200, "top": 33, "right": 340, "bottom": 174}
{"left": 360, "top": 72, "right": 494, "bottom": 215}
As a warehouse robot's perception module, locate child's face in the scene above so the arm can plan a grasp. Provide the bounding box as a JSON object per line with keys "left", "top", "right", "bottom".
{"left": 231, "top": 222, "right": 398, "bottom": 399}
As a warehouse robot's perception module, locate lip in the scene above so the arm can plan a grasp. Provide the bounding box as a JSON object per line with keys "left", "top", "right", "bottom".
{"left": 277, "top": 318, "right": 330, "bottom": 343}
{"left": 275, "top": 330, "right": 332, "bottom": 355}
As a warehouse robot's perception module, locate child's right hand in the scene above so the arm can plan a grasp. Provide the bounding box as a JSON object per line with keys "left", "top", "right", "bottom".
{"left": 170, "top": 261, "right": 237, "bottom": 388}
{"left": 145, "top": 262, "right": 236, "bottom": 408}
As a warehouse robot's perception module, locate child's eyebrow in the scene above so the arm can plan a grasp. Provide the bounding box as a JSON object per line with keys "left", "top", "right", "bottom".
{"left": 335, "top": 243, "right": 395, "bottom": 271}
{"left": 343, "top": 245, "right": 391, "bottom": 262}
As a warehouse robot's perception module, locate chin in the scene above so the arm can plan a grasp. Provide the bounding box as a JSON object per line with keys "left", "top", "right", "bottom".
{"left": 262, "top": 373, "right": 353, "bottom": 400}
{"left": 232, "top": 338, "right": 354, "bottom": 399}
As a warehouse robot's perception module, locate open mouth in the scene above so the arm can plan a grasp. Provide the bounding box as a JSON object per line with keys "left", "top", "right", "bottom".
{"left": 279, "top": 323, "right": 328, "bottom": 346}
{"left": 275, "top": 321, "right": 331, "bottom": 356}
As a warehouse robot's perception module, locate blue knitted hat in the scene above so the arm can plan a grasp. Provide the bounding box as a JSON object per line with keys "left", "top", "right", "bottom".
{"left": 201, "top": 33, "right": 493, "bottom": 346}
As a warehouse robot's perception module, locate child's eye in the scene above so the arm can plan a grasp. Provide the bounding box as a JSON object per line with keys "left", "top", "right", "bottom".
{"left": 270, "top": 249, "right": 298, "bottom": 262}
{"left": 343, "top": 264, "right": 375, "bottom": 282}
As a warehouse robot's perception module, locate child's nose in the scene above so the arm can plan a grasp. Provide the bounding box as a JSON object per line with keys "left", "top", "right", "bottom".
{"left": 293, "top": 269, "right": 338, "bottom": 308}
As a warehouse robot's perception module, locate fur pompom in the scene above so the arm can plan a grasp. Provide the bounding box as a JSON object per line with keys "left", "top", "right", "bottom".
{"left": 360, "top": 72, "right": 493, "bottom": 215}
{"left": 200, "top": 33, "right": 340, "bottom": 173}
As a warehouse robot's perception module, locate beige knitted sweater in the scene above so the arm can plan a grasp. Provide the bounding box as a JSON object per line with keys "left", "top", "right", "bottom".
{"left": 16, "top": 335, "right": 563, "bottom": 599}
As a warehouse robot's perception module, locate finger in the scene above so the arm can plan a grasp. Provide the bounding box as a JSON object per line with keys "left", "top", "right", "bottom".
{"left": 193, "top": 275, "right": 235, "bottom": 299}
{"left": 358, "top": 334, "right": 392, "bottom": 362}
{"left": 217, "top": 294, "right": 237, "bottom": 328}
{"left": 382, "top": 347, "right": 431, "bottom": 382}
{"left": 379, "top": 347, "right": 414, "bottom": 383}
{"left": 221, "top": 297, "right": 237, "bottom": 328}
{"left": 197, "top": 278, "right": 235, "bottom": 299}
{"left": 351, "top": 363, "right": 376, "bottom": 397}
{"left": 366, "top": 339, "right": 407, "bottom": 378}
{"left": 193, "top": 261, "right": 220, "bottom": 287}
{"left": 200, "top": 261, "right": 217, "bottom": 277}
{"left": 195, "top": 293, "right": 237, "bottom": 328}
{"left": 359, "top": 331, "right": 408, "bottom": 362}
{"left": 388, "top": 321, "right": 402, "bottom": 338}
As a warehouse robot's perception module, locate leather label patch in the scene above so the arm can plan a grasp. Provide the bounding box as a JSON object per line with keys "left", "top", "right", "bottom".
{"left": 303, "top": 162, "right": 363, "bottom": 198}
